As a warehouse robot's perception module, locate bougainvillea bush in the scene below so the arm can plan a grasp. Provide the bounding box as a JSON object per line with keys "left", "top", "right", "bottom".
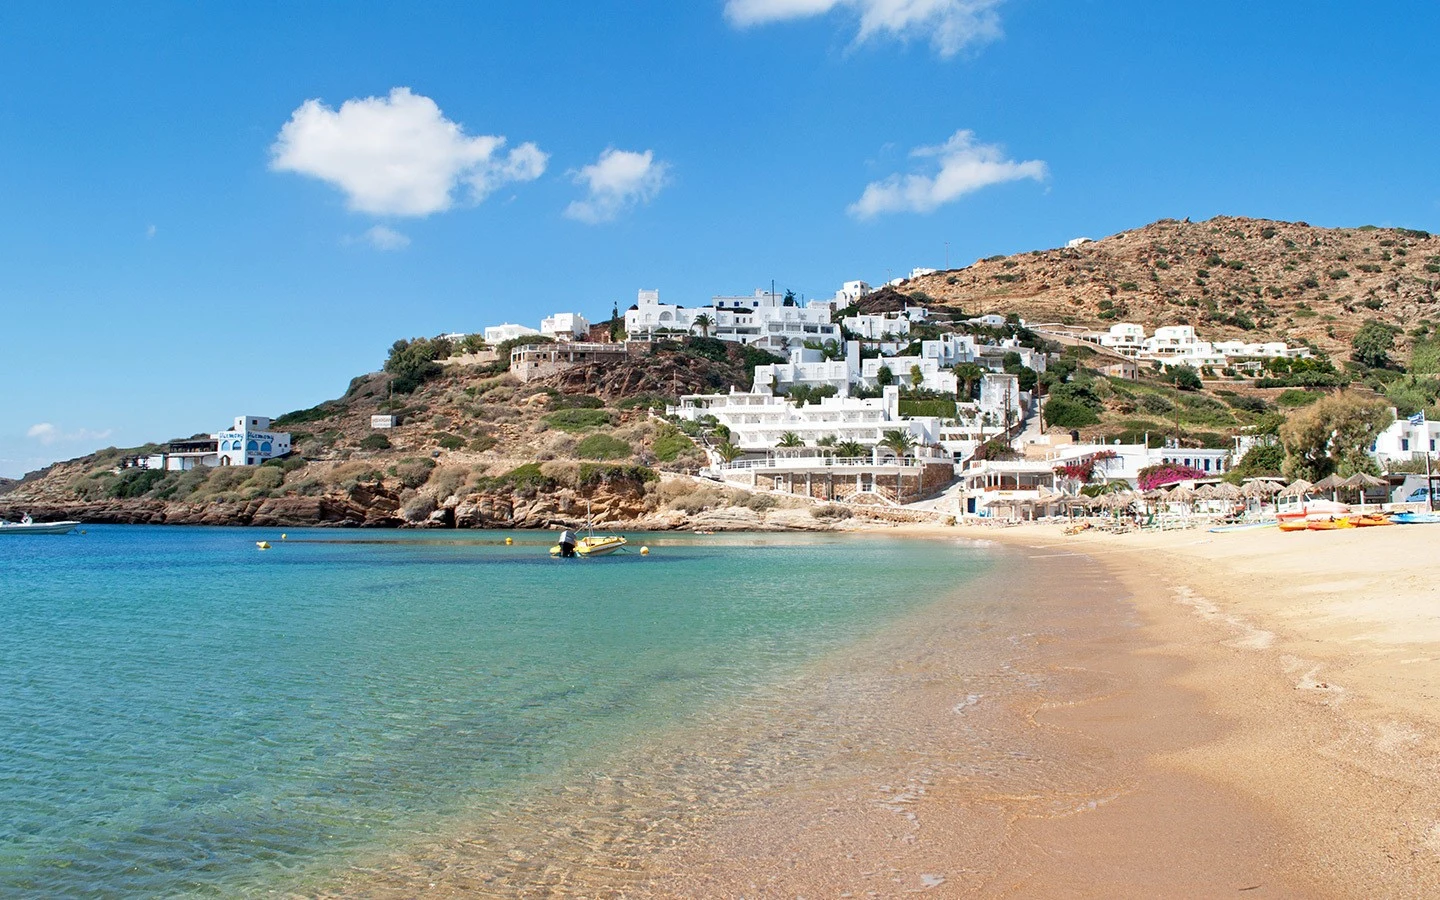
{"left": 1136, "top": 463, "right": 1207, "bottom": 490}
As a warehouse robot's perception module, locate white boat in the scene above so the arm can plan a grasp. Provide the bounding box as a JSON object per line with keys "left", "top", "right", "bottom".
{"left": 0, "top": 518, "right": 80, "bottom": 535}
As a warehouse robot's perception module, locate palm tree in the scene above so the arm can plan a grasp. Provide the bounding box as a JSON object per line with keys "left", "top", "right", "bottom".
{"left": 953, "top": 362, "right": 985, "bottom": 400}
{"left": 715, "top": 441, "right": 743, "bottom": 463}
{"left": 776, "top": 431, "right": 804, "bottom": 449}
{"left": 692, "top": 313, "right": 714, "bottom": 338}
{"left": 835, "top": 440, "right": 866, "bottom": 459}
{"left": 878, "top": 429, "right": 914, "bottom": 459}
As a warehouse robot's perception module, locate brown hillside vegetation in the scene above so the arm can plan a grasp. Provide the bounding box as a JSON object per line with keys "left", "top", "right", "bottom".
{"left": 903, "top": 216, "right": 1439, "bottom": 359}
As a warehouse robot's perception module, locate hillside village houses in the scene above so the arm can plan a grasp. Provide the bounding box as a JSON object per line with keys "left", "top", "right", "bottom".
{"left": 1047, "top": 322, "right": 1313, "bottom": 369}
{"left": 1373, "top": 414, "right": 1440, "bottom": 467}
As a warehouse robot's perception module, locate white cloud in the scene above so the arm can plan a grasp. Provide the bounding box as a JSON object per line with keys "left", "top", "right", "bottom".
{"left": 564, "top": 148, "right": 670, "bottom": 224}
{"left": 145, "top": 224, "right": 157, "bottom": 239}
{"left": 270, "top": 87, "right": 548, "bottom": 217}
{"left": 848, "top": 129, "right": 1046, "bottom": 219}
{"left": 26, "top": 423, "right": 112, "bottom": 446}
{"left": 358, "top": 225, "right": 410, "bottom": 251}
{"left": 725, "top": 0, "right": 1004, "bottom": 57}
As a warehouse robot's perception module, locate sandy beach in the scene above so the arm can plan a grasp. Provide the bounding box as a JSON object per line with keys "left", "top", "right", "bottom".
{"left": 312, "top": 524, "right": 1440, "bottom": 898}
{"left": 940, "top": 522, "right": 1440, "bottom": 897}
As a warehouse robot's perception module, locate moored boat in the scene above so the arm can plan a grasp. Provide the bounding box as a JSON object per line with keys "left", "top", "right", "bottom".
{"left": 1391, "top": 511, "right": 1440, "bottom": 525}
{"left": 1306, "top": 516, "right": 1355, "bottom": 531}
{"left": 0, "top": 518, "right": 80, "bottom": 535}
{"left": 1348, "top": 513, "right": 1394, "bottom": 527}
{"left": 549, "top": 534, "right": 628, "bottom": 557}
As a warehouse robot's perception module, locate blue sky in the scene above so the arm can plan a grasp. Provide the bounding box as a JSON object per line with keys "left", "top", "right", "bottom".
{"left": 3, "top": 1, "right": 1438, "bottom": 477}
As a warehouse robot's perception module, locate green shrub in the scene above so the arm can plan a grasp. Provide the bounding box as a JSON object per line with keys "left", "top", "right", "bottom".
{"left": 359, "top": 433, "right": 392, "bottom": 450}
{"left": 575, "top": 433, "right": 632, "bottom": 460}
{"left": 492, "top": 463, "right": 555, "bottom": 491}
{"left": 436, "top": 434, "right": 466, "bottom": 450}
{"left": 1043, "top": 398, "right": 1101, "bottom": 428}
{"left": 898, "top": 399, "right": 958, "bottom": 418}
{"left": 1410, "top": 340, "right": 1440, "bottom": 375}
{"left": 652, "top": 429, "right": 696, "bottom": 462}
{"left": 575, "top": 463, "right": 658, "bottom": 487}
{"left": 469, "top": 434, "right": 498, "bottom": 452}
{"left": 544, "top": 408, "right": 614, "bottom": 432}
{"left": 107, "top": 468, "right": 169, "bottom": 499}
{"left": 273, "top": 403, "right": 343, "bottom": 427}
{"left": 1275, "top": 389, "right": 1321, "bottom": 407}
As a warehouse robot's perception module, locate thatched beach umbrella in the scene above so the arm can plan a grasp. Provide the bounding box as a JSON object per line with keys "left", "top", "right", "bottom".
{"left": 1211, "top": 482, "right": 1242, "bottom": 501}
{"left": 1312, "top": 473, "right": 1347, "bottom": 502}
{"left": 1278, "top": 479, "right": 1313, "bottom": 499}
{"left": 1341, "top": 472, "right": 1388, "bottom": 512}
{"left": 1194, "top": 484, "right": 1218, "bottom": 501}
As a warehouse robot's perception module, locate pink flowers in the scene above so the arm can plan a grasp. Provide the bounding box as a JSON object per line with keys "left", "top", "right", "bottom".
{"left": 1137, "top": 464, "right": 1207, "bottom": 490}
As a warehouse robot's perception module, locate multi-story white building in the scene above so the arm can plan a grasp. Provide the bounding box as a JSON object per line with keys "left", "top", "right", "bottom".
{"left": 860, "top": 355, "right": 959, "bottom": 394}
{"left": 669, "top": 386, "right": 940, "bottom": 451}
{"left": 842, "top": 313, "right": 911, "bottom": 340}
{"left": 1078, "top": 322, "right": 1311, "bottom": 367}
{"left": 483, "top": 322, "right": 541, "bottom": 343}
{"left": 215, "top": 415, "right": 292, "bottom": 467}
{"left": 831, "top": 280, "right": 872, "bottom": 307}
{"left": 1373, "top": 414, "right": 1440, "bottom": 467}
{"left": 540, "top": 312, "right": 590, "bottom": 341}
{"left": 624, "top": 288, "right": 840, "bottom": 351}
{"left": 135, "top": 415, "right": 292, "bottom": 471}
{"left": 752, "top": 345, "right": 857, "bottom": 397}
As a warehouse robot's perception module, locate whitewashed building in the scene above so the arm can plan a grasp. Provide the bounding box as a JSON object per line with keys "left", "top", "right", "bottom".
{"left": 831, "top": 280, "right": 872, "bottom": 307}
{"left": 843, "top": 313, "right": 911, "bottom": 340}
{"left": 215, "top": 416, "right": 291, "bottom": 467}
{"left": 136, "top": 415, "right": 291, "bottom": 471}
{"left": 1373, "top": 414, "right": 1440, "bottom": 467}
{"left": 625, "top": 288, "right": 840, "bottom": 351}
{"left": 669, "top": 386, "right": 940, "bottom": 451}
{"left": 483, "top": 322, "right": 541, "bottom": 343}
{"left": 752, "top": 345, "right": 857, "bottom": 397}
{"left": 540, "top": 313, "right": 591, "bottom": 341}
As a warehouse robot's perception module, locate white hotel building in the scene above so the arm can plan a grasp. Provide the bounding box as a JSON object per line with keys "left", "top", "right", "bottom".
{"left": 668, "top": 386, "right": 941, "bottom": 452}
{"left": 1372, "top": 414, "right": 1440, "bottom": 467}
{"left": 625, "top": 288, "right": 840, "bottom": 351}
{"left": 136, "top": 415, "right": 292, "bottom": 471}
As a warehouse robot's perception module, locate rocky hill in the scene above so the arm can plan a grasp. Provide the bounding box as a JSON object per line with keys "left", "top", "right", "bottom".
{"left": 0, "top": 339, "right": 877, "bottom": 530}
{"left": 901, "top": 216, "right": 1438, "bottom": 360}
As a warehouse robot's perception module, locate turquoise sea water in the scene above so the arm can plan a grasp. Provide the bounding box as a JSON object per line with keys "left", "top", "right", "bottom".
{"left": 0, "top": 526, "right": 991, "bottom": 896}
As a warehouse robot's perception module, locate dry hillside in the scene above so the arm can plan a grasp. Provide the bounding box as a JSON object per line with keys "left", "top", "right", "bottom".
{"left": 900, "top": 216, "right": 1438, "bottom": 360}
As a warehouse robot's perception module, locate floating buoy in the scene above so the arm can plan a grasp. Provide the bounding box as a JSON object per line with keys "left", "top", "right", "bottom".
{"left": 257, "top": 541, "right": 271, "bottom": 550}
{"left": 281, "top": 533, "right": 287, "bottom": 541}
{"left": 640, "top": 546, "right": 650, "bottom": 555}
{"left": 505, "top": 537, "right": 513, "bottom": 545}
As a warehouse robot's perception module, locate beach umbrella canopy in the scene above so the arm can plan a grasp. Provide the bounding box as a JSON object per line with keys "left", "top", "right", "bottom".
{"left": 1241, "top": 479, "right": 1276, "bottom": 500}
{"left": 1278, "top": 479, "right": 1312, "bottom": 499}
{"left": 1194, "top": 484, "right": 1218, "bottom": 501}
{"left": 1341, "top": 472, "right": 1387, "bottom": 489}
{"left": 1312, "top": 473, "right": 1347, "bottom": 492}
{"left": 1168, "top": 485, "right": 1197, "bottom": 502}
{"left": 1210, "top": 482, "right": 1242, "bottom": 500}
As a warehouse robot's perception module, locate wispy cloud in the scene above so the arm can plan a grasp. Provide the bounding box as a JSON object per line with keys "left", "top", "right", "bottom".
{"left": 848, "top": 129, "right": 1046, "bottom": 219}
{"left": 349, "top": 224, "right": 411, "bottom": 251}
{"left": 26, "top": 423, "right": 113, "bottom": 446}
{"left": 565, "top": 148, "right": 670, "bottom": 224}
{"left": 145, "top": 224, "right": 157, "bottom": 239}
{"left": 725, "top": 0, "right": 1004, "bottom": 57}
{"left": 270, "top": 87, "right": 548, "bottom": 217}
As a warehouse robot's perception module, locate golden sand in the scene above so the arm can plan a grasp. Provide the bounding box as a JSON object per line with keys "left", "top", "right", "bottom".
{"left": 321, "top": 525, "right": 1440, "bottom": 897}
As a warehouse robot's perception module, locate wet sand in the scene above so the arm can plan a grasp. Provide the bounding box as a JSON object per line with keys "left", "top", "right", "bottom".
{"left": 315, "top": 534, "right": 1352, "bottom": 898}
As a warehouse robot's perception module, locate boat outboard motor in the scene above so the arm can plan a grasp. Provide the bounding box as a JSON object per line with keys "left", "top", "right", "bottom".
{"left": 558, "top": 529, "right": 578, "bottom": 558}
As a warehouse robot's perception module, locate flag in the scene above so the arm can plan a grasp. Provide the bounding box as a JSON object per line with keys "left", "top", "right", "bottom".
{"left": 1409, "top": 412, "right": 1426, "bottom": 426}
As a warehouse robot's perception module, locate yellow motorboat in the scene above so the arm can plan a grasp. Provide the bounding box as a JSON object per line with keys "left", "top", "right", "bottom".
{"left": 549, "top": 534, "right": 629, "bottom": 557}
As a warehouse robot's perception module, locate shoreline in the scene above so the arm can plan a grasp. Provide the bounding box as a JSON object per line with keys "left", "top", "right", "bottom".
{"left": 309, "top": 531, "right": 1338, "bottom": 897}
{"left": 928, "top": 522, "right": 1440, "bottom": 896}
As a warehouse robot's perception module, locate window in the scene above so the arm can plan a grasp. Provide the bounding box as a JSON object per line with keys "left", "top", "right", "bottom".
{"left": 1402, "top": 438, "right": 1411, "bottom": 451}
{"left": 247, "top": 440, "right": 259, "bottom": 451}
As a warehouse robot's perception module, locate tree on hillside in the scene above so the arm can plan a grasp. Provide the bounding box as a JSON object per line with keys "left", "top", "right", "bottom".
{"left": 384, "top": 338, "right": 444, "bottom": 394}
{"left": 1164, "top": 364, "right": 1204, "bottom": 391}
{"left": 715, "top": 442, "right": 743, "bottom": 463}
{"left": 1352, "top": 321, "right": 1397, "bottom": 369}
{"left": 835, "top": 440, "right": 866, "bottom": 459}
{"left": 1279, "top": 392, "right": 1392, "bottom": 480}
{"left": 909, "top": 364, "right": 925, "bottom": 389}
{"left": 953, "top": 362, "right": 985, "bottom": 400}
{"left": 776, "top": 431, "right": 805, "bottom": 449}
{"left": 692, "top": 313, "right": 714, "bottom": 338}
{"left": 875, "top": 365, "right": 895, "bottom": 387}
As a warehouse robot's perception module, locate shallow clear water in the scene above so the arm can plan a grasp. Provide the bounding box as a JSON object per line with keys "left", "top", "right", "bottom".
{"left": 0, "top": 526, "right": 990, "bottom": 896}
